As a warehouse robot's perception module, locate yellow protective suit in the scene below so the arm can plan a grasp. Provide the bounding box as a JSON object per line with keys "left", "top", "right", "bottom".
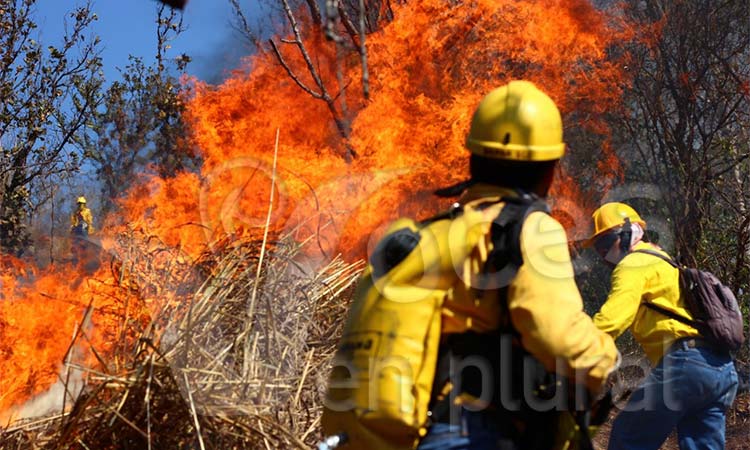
{"left": 593, "top": 241, "right": 700, "bottom": 365}
{"left": 70, "top": 206, "right": 95, "bottom": 235}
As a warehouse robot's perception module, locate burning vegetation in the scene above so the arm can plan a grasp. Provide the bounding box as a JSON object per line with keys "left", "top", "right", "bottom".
{"left": 0, "top": 0, "right": 748, "bottom": 448}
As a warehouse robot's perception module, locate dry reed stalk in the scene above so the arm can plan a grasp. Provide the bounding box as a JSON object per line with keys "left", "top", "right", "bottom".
{"left": 182, "top": 372, "right": 206, "bottom": 450}
{"left": 158, "top": 234, "right": 362, "bottom": 446}
{"left": 2, "top": 223, "right": 364, "bottom": 449}
{"left": 59, "top": 302, "right": 92, "bottom": 431}
{"left": 244, "top": 127, "right": 281, "bottom": 381}
{"left": 145, "top": 355, "right": 154, "bottom": 450}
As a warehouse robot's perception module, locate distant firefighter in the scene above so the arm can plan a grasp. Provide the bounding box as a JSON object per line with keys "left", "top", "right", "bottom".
{"left": 70, "top": 196, "right": 94, "bottom": 265}
{"left": 70, "top": 196, "right": 94, "bottom": 237}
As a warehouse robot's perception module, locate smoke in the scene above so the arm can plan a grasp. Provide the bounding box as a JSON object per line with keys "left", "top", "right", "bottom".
{"left": 183, "top": 0, "right": 266, "bottom": 84}
{"left": 9, "top": 367, "right": 85, "bottom": 421}
{"left": 191, "top": 32, "right": 251, "bottom": 85}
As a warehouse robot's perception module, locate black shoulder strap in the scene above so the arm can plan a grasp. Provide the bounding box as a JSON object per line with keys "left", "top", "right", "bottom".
{"left": 619, "top": 218, "right": 632, "bottom": 254}
{"left": 630, "top": 248, "right": 679, "bottom": 268}
{"left": 482, "top": 194, "right": 549, "bottom": 288}
{"left": 629, "top": 249, "right": 700, "bottom": 327}
{"left": 418, "top": 202, "right": 465, "bottom": 226}
{"left": 642, "top": 302, "right": 699, "bottom": 327}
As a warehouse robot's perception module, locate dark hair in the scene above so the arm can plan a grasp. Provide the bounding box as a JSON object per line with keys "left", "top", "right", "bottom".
{"left": 469, "top": 154, "right": 557, "bottom": 194}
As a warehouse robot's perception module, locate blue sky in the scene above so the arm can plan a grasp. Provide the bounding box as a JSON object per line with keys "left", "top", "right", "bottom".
{"left": 35, "top": 0, "right": 252, "bottom": 83}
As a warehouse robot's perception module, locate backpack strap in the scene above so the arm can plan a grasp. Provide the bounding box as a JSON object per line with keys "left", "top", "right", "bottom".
{"left": 629, "top": 249, "right": 701, "bottom": 328}
{"left": 642, "top": 302, "right": 700, "bottom": 328}
{"left": 482, "top": 193, "right": 549, "bottom": 288}
{"left": 491, "top": 196, "right": 600, "bottom": 450}
{"left": 419, "top": 201, "right": 466, "bottom": 226}
{"left": 630, "top": 248, "right": 679, "bottom": 268}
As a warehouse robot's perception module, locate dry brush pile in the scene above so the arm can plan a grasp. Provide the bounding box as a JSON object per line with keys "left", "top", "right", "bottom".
{"left": 0, "top": 233, "right": 363, "bottom": 449}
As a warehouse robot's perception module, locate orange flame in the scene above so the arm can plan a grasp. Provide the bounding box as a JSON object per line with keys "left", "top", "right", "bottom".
{"left": 114, "top": 0, "right": 635, "bottom": 260}
{"left": 1, "top": 0, "right": 635, "bottom": 416}
{"left": 0, "top": 255, "right": 146, "bottom": 415}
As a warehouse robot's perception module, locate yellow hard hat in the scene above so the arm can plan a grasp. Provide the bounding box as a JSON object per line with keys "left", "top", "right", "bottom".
{"left": 585, "top": 202, "right": 646, "bottom": 247}
{"left": 77, "top": 196, "right": 87, "bottom": 204}
{"left": 466, "top": 80, "right": 565, "bottom": 162}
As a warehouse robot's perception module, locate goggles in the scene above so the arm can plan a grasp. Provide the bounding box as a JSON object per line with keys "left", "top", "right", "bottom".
{"left": 593, "top": 231, "right": 619, "bottom": 257}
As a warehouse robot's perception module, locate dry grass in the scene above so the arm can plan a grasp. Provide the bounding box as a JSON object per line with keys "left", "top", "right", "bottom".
{"left": 0, "top": 234, "right": 363, "bottom": 449}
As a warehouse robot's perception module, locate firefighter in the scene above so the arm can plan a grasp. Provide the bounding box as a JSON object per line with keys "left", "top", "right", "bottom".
{"left": 587, "top": 203, "right": 738, "bottom": 449}
{"left": 412, "top": 81, "right": 620, "bottom": 449}
{"left": 70, "top": 196, "right": 94, "bottom": 264}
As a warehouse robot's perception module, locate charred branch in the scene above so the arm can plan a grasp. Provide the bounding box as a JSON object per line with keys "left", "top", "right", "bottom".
{"left": 358, "top": 0, "right": 370, "bottom": 99}
{"left": 269, "top": 0, "right": 357, "bottom": 161}
{"left": 268, "top": 40, "right": 321, "bottom": 99}
{"left": 304, "top": 0, "right": 322, "bottom": 26}
{"left": 324, "top": 0, "right": 370, "bottom": 101}
{"left": 336, "top": 1, "right": 361, "bottom": 49}
{"left": 157, "top": 0, "right": 187, "bottom": 9}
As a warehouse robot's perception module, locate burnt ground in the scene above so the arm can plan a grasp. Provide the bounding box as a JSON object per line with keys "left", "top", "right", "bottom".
{"left": 593, "top": 391, "right": 750, "bottom": 449}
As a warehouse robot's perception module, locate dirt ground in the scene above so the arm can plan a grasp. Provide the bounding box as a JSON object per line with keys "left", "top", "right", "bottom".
{"left": 593, "top": 392, "right": 750, "bottom": 449}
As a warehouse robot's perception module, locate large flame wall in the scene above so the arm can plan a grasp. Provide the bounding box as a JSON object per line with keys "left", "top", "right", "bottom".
{"left": 0, "top": 0, "right": 633, "bottom": 416}
{"left": 118, "top": 0, "right": 633, "bottom": 259}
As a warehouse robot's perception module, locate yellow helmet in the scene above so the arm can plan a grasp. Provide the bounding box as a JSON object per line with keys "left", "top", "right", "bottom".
{"left": 466, "top": 80, "right": 565, "bottom": 162}
{"left": 585, "top": 202, "right": 646, "bottom": 246}
{"left": 77, "top": 196, "right": 87, "bottom": 204}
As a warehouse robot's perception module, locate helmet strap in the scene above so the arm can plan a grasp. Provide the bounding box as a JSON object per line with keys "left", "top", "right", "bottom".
{"left": 619, "top": 218, "right": 632, "bottom": 254}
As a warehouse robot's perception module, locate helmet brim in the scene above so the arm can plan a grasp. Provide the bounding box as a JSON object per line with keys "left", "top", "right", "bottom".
{"left": 582, "top": 220, "right": 646, "bottom": 248}
{"left": 466, "top": 140, "right": 565, "bottom": 162}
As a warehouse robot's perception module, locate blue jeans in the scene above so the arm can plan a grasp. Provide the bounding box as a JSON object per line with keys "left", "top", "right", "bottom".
{"left": 417, "top": 409, "right": 519, "bottom": 450}
{"left": 608, "top": 342, "right": 738, "bottom": 450}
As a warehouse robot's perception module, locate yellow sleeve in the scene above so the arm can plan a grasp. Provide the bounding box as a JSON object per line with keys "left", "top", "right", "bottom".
{"left": 507, "top": 211, "right": 618, "bottom": 394}
{"left": 592, "top": 258, "right": 648, "bottom": 339}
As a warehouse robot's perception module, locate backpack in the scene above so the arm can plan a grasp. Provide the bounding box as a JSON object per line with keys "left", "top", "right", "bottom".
{"left": 321, "top": 194, "right": 596, "bottom": 449}
{"left": 632, "top": 249, "right": 746, "bottom": 351}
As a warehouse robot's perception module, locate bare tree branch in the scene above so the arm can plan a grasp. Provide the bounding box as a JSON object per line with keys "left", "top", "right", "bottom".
{"left": 229, "top": 0, "right": 264, "bottom": 53}
{"left": 304, "top": 0, "right": 322, "bottom": 25}
{"left": 273, "top": 0, "right": 356, "bottom": 160}
{"left": 357, "top": 0, "right": 369, "bottom": 99}
{"left": 268, "top": 39, "right": 322, "bottom": 98}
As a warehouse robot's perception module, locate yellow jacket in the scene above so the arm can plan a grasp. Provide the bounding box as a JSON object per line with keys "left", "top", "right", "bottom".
{"left": 593, "top": 241, "right": 700, "bottom": 364}
{"left": 71, "top": 207, "right": 95, "bottom": 235}
{"left": 443, "top": 184, "right": 619, "bottom": 394}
